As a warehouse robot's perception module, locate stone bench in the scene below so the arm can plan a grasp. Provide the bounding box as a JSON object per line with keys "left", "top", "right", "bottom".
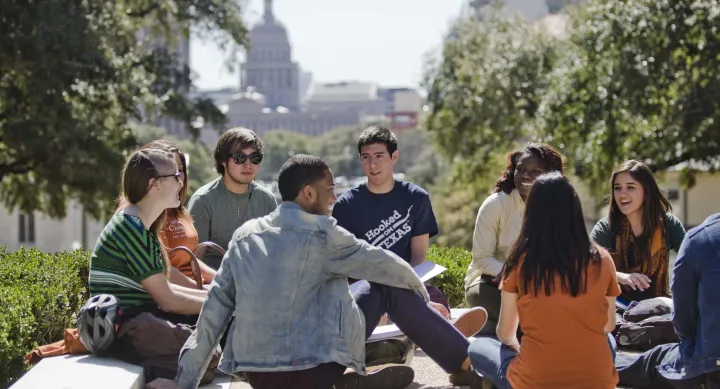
{"left": 10, "top": 354, "right": 243, "bottom": 389}
{"left": 11, "top": 309, "right": 478, "bottom": 389}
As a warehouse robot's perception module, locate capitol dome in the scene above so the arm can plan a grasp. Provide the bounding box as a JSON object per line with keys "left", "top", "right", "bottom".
{"left": 248, "top": 0, "right": 291, "bottom": 51}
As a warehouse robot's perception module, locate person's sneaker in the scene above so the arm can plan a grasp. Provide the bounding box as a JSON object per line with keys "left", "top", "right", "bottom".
{"left": 334, "top": 364, "right": 414, "bottom": 389}
{"left": 452, "top": 307, "right": 488, "bottom": 338}
{"left": 365, "top": 338, "right": 414, "bottom": 367}
{"left": 449, "top": 369, "right": 484, "bottom": 388}
{"left": 481, "top": 379, "right": 497, "bottom": 389}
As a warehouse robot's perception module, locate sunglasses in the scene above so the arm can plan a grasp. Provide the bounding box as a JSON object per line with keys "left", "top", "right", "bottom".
{"left": 155, "top": 172, "right": 182, "bottom": 183}
{"left": 232, "top": 152, "right": 263, "bottom": 165}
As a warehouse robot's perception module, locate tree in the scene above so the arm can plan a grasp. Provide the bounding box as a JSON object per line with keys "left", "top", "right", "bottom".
{"left": 430, "top": 153, "right": 505, "bottom": 249}
{"left": 310, "top": 126, "right": 365, "bottom": 179}
{"left": 536, "top": 0, "right": 720, "bottom": 192}
{"left": 423, "top": 7, "right": 560, "bottom": 184}
{"left": 258, "top": 130, "right": 312, "bottom": 181}
{"left": 0, "top": 0, "right": 247, "bottom": 218}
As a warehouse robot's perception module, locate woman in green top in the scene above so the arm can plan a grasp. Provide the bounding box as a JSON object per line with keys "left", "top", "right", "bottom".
{"left": 88, "top": 148, "right": 207, "bottom": 324}
{"left": 590, "top": 160, "right": 686, "bottom": 303}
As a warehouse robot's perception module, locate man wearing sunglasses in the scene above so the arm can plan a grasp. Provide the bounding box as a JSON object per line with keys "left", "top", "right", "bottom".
{"left": 188, "top": 127, "right": 278, "bottom": 270}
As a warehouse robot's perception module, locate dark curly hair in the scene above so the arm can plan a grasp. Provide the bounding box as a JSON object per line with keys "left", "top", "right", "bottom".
{"left": 493, "top": 143, "right": 565, "bottom": 194}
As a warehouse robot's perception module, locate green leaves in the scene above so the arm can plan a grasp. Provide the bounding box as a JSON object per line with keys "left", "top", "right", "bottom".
{"left": 0, "top": 248, "right": 90, "bottom": 388}
{"left": 0, "top": 0, "right": 247, "bottom": 218}
{"left": 424, "top": 0, "right": 720, "bottom": 198}
{"left": 538, "top": 0, "right": 720, "bottom": 192}
{"left": 424, "top": 7, "right": 559, "bottom": 183}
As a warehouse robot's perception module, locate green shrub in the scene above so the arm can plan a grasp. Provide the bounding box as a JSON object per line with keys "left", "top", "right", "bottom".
{"left": 0, "top": 248, "right": 90, "bottom": 389}
{"left": 0, "top": 245, "right": 472, "bottom": 387}
{"left": 426, "top": 245, "right": 472, "bottom": 308}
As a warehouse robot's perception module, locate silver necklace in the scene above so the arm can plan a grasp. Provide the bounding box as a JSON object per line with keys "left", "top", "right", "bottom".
{"left": 225, "top": 183, "right": 253, "bottom": 222}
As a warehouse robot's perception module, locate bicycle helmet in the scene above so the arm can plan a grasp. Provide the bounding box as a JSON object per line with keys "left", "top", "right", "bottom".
{"left": 76, "top": 294, "right": 120, "bottom": 353}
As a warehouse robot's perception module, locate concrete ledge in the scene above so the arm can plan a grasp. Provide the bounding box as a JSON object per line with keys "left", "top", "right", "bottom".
{"left": 11, "top": 354, "right": 241, "bottom": 389}
{"left": 11, "top": 354, "right": 144, "bottom": 389}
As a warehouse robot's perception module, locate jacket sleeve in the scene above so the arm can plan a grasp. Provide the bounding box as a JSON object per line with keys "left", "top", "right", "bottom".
{"left": 671, "top": 233, "right": 698, "bottom": 341}
{"left": 175, "top": 243, "right": 237, "bottom": 389}
{"left": 321, "top": 217, "right": 429, "bottom": 302}
{"left": 471, "top": 195, "right": 505, "bottom": 277}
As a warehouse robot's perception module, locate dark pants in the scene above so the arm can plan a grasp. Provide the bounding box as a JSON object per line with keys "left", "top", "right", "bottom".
{"left": 616, "top": 343, "right": 720, "bottom": 389}
{"left": 122, "top": 304, "right": 199, "bottom": 326}
{"left": 466, "top": 281, "right": 523, "bottom": 338}
{"left": 245, "top": 281, "right": 471, "bottom": 389}
{"left": 466, "top": 281, "right": 501, "bottom": 328}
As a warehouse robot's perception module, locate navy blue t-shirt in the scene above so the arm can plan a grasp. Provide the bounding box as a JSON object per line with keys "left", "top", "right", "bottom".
{"left": 332, "top": 180, "right": 439, "bottom": 263}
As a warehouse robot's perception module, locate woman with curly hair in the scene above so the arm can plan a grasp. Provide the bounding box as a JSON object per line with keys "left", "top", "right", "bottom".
{"left": 591, "top": 160, "right": 685, "bottom": 303}
{"left": 469, "top": 172, "right": 620, "bottom": 389}
{"left": 464, "top": 143, "right": 565, "bottom": 332}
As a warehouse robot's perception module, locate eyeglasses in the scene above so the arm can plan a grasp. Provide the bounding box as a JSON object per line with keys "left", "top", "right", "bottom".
{"left": 232, "top": 152, "right": 263, "bottom": 165}
{"left": 155, "top": 172, "right": 182, "bottom": 182}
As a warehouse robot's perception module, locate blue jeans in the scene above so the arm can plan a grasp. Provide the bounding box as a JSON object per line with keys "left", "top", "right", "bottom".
{"left": 616, "top": 343, "right": 720, "bottom": 389}
{"left": 468, "top": 333, "right": 617, "bottom": 389}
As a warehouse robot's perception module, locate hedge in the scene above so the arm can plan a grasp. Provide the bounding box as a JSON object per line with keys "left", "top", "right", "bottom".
{"left": 0, "top": 245, "right": 470, "bottom": 388}
{"left": 0, "top": 248, "right": 90, "bottom": 389}
{"left": 426, "top": 245, "right": 472, "bottom": 308}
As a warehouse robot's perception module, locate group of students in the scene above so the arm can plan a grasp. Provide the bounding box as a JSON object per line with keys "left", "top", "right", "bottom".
{"left": 85, "top": 124, "right": 720, "bottom": 389}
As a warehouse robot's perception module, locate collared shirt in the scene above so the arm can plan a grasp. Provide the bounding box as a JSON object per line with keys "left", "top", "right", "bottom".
{"left": 174, "top": 202, "right": 429, "bottom": 389}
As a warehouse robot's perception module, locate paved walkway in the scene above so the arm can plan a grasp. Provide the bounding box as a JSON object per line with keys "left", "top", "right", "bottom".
{"left": 226, "top": 348, "right": 635, "bottom": 388}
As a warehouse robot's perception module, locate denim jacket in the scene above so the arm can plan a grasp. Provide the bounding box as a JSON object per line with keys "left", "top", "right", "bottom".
{"left": 175, "top": 202, "right": 429, "bottom": 389}
{"left": 657, "top": 213, "right": 720, "bottom": 380}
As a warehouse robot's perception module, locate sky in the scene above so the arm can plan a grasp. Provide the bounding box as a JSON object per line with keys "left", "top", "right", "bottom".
{"left": 190, "top": 0, "right": 468, "bottom": 91}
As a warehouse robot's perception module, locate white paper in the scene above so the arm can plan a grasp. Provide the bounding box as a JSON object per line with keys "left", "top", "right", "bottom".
{"left": 367, "top": 308, "right": 471, "bottom": 343}
{"left": 413, "top": 260, "right": 447, "bottom": 283}
{"left": 348, "top": 260, "right": 447, "bottom": 295}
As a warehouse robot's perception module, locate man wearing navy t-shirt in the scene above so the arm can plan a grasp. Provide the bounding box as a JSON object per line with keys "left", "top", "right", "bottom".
{"left": 332, "top": 125, "right": 486, "bottom": 387}
{"left": 333, "top": 125, "right": 439, "bottom": 270}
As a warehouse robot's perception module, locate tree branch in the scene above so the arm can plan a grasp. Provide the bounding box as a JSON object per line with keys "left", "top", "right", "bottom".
{"left": 0, "top": 158, "right": 34, "bottom": 181}
{"left": 125, "top": 4, "right": 160, "bottom": 18}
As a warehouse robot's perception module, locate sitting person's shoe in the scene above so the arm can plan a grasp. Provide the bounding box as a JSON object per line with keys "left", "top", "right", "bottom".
{"left": 481, "top": 379, "right": 497, "bottom": 389}
{"left": 335, "top": 364, "right": 414, "bottom": 389}
{"left": 365, "top": 338, "right": 414, "bottom": 367}
{"left": 452, "top": 307, "right": 488, "bottom": 338}
{"left": 449, "top": 369, "right": 484, "bottom": 388}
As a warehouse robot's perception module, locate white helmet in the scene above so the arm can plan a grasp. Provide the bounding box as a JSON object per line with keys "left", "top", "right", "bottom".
{"left": 76, "top": 294, "right": 119, "bottom": 353}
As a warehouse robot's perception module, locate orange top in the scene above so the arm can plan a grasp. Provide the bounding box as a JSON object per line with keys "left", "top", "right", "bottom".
{"left": 502, "top": 250, "right": 621, "bottom": 389}
{"left": 159, "top": 213, "right": 203, "bottom": 283}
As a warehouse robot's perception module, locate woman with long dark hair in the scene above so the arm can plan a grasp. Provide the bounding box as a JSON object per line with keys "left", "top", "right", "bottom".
{"left": 464, "top": 143, "right": 565, "bottom": 331}
{"left": 591, "top": 160, "right": 685, "bottom": 303}
{"left": 469, "top": 172, "right": 620, "bottom": 389}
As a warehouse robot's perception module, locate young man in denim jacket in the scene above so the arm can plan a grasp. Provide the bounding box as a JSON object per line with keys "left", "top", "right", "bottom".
{"left": 147, "top": 154, "right": 486, "bottom": 389}
{"left": 616, "top": 213, "right": 720, "bottom": 388}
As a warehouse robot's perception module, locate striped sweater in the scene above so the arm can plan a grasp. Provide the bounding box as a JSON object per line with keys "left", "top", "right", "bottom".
{"left": 89, "top": 213, "right": 165, "bottom": 310}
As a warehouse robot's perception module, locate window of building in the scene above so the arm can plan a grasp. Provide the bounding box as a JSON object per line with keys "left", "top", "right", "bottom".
{"left": 18, "top": 213, "right": 36, "bottom": 244}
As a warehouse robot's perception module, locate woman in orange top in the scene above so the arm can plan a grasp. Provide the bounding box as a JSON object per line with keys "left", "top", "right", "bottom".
{"left": 140, "top": 140, "right": 217, "bottom": 286}
{"left": 468, "top": 172, "right": 620, "bottom": 389}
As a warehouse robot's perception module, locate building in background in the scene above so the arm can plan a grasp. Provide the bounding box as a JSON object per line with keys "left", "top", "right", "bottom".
{"left": 196, "top": 0, "right": 425, "bottom": 144}
{"left": 136, "top": 25, "right": 192, "bottom": 138}
{"left": 240, "top": 0, "right": 300, "bottom": 111}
